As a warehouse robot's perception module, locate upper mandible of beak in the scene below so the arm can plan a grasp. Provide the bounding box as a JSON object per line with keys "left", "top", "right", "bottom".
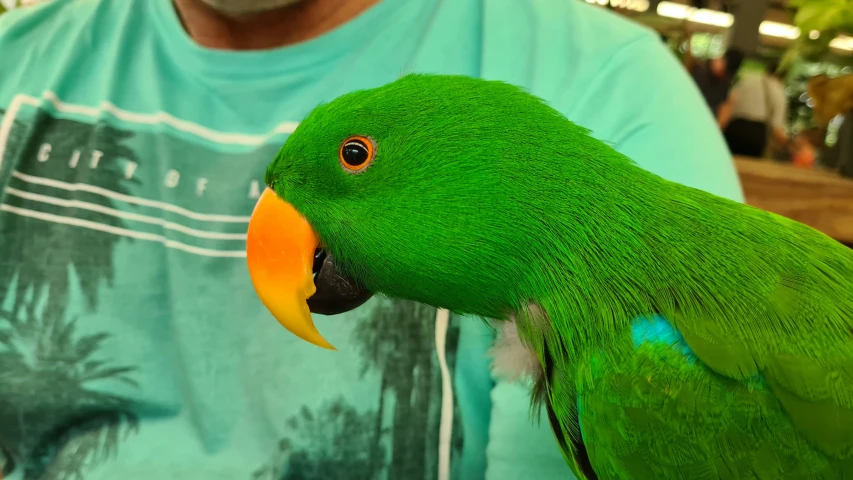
{"left": 246, "top": 188, "right": 335, "bottom": 350}
{"left": 246, "top": 188, "right": 374, "bottom": 351}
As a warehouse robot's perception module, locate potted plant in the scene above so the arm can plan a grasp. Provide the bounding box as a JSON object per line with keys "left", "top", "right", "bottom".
{"left": 785, "top": 0, "right": 853, "bottom": 176}
{"left": 785, "top": 0, "right": 853, "bottom": 64}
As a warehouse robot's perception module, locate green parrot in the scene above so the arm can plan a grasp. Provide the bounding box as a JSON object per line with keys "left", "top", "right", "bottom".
{"left": 245, "top": 74, "right": 853, "bottom": 479}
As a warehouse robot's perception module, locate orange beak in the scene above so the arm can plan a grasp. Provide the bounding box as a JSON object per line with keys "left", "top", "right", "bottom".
{"left": 246, "top": 188, "right": 335, "bottom": 350}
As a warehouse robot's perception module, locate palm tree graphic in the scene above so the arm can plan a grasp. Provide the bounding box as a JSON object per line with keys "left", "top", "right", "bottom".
{"left": 251, "top": 398, "right": 384, "bottom": 480}
{"left": 250, "top": 299, "right": 465, "bottom": 480}
{"left": 0, "top": 111, "right": 141, "bottom": 480}
{"left": 352, "top": 299, "right": 465, "bottom": 480}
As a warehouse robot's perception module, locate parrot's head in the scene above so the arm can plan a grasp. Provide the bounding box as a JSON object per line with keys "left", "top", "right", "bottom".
{"left": 246, "top": 74, "right": 619, "bottom": 349}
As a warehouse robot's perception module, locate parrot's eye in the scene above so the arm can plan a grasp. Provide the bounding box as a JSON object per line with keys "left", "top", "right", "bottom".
{"left": 339, "top": 136, "right": 376, "bottom": 173}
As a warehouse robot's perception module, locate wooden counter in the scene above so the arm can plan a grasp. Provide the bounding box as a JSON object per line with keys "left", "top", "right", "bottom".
{"left": 734, "top": 156, "right": 853, "bottom": 245}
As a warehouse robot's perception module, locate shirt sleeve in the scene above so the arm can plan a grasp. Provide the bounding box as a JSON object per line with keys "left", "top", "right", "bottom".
{"left": 770, "top": 80, "right": 789, "bottom": 132}
{"left": 557, "top": 38, "right": 744, "bottom": 200}
{"left": 482, "top": 34, "right": 745, "bottom": 480}
{"left": 729, "top": 79, "right": 745, "bottom": 107}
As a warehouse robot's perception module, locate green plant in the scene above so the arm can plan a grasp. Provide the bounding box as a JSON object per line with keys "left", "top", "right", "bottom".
{"left": 784, "top": 0, "right": 853, "bottom": 67}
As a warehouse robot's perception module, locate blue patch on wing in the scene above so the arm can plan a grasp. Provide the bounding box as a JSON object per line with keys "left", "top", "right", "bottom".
{"left": 579, "top": 315, "right": 697, "bottom": 441}
{"left": 631, "top": 314, "right": 697, "bottom": 363}
{"left": 630, "top": 314, "right": 768, "bottom": 386}
{"left": 577, "top": 315, "right": 768, "bottom": 442}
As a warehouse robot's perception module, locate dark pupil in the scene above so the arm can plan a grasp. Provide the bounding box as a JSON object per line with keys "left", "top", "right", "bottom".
{"left": 342, "top": 141, "right": 369, "bottom": 166}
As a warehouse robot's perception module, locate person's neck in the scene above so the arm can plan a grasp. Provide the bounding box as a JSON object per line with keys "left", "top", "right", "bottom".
{"left": 172, "top": 0, "right": 379, "bottom": 50}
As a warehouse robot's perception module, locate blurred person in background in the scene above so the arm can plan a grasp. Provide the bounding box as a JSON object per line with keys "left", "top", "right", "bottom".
{"left": 0, "top": 0, "right": 743, "bottom": 479}
{"left": 689, "top": 48, "right": 746, "bottom": 129}
{"left": 723, "top": 61, "right": 790, "bottom": 158}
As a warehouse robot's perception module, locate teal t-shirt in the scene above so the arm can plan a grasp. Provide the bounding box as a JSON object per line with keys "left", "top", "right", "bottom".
{"left": 0, "top": 1, "right": 743, "bottom": 479}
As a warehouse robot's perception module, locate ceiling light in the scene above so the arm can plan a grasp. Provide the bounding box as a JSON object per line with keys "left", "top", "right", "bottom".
{"left": 831, "top": 35, "right": 853, "bottom": 51}
{"left": 657, "top": 1, "right": 733, "bottom": 27}
{"left": 656, "top": 1, "right": 691, "bottom": 19}
{"left": 759, "top": 21, "right": 800, "bottom": 39}
{"left": 586, "top": 0, "right": 650, "bottom": 12}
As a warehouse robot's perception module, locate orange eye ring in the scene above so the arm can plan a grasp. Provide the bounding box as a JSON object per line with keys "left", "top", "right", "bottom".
{"left": 339, "top": 136, "right": 376, "bottom": 173}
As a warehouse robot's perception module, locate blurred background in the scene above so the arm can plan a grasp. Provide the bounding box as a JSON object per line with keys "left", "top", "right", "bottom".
{"left": 582, "top": 0, "right": 853, "bottom": 175}
{"left": 573, "top": 0, "right": 853, "bottom": 248}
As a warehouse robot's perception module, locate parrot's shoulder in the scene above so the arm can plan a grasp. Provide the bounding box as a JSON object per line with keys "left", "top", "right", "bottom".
{"left": 666, "top": 212, "right": 853, "bottom": 459}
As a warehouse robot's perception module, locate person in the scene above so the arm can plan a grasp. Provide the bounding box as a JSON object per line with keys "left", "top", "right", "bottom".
{"left": 0, "top": 0, "right": 743, "bottom": 479}
{"left": 689, "top": 48, "right": 746, "bottom": 128}
{"left": 723, "top": 61, "right": 790, "bottom": 158}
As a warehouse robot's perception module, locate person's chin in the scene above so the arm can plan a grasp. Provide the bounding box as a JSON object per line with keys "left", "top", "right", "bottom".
{"left": 198, "top": 0, "right": 306, "bottom": 16}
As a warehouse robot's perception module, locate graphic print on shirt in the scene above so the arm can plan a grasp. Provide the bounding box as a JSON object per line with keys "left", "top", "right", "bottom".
{"left": 0, "top": 94, "right": 464, "bottom": 480}
{"left": 0, "top": 104, "right": 142, "bottom": 480}
{"left": 251, "top": 300, "right": 465, "bottom": 480}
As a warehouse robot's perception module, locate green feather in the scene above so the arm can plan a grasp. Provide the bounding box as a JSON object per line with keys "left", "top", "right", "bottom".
{"left": 267, "top": 74, "right": 853, "bottom": 478}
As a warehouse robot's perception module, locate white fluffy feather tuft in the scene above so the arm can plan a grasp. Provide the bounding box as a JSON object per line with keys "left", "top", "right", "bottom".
{"left": 487, "top": 321, "right": 543, "bottom": 383}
